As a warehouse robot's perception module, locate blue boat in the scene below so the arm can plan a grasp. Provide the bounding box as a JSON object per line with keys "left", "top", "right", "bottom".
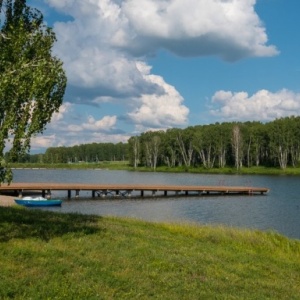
{"left": 14, "top": 196, "right": 62, "bottom": 207}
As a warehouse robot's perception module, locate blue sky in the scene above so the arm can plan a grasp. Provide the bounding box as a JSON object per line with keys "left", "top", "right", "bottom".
{"left": 27, "top": 0, "right": 300, "bottom": 153}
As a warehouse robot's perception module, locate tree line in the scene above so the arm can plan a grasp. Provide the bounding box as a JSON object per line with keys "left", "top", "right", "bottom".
{"left": 13, "top": 116, "right": 300, "bottom": 170}
{"left": 15, "top": 143, "right": 129, "bottom": 164}
{"left": 128, "top": 116, "right": 300, "bottom": 170}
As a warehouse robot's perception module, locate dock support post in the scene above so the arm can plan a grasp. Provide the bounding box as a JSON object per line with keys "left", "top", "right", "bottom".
{"left": 46, "top": 190, "right": 51, "bottom": 199}
{"left": 92, "top": 190, "right": 95, "bottom": 198}
{"left": 141, "top": 190, "right": 144, "bottom": 197}
{"left": 68, "top": 190, "right": 71, "bottom": 198}
{"left": 116, "top": 190, "right": 120, "bottom": 197}
{"left": 164, "top": 190, "right": 167, "bottom": 196}
{"left": 42, "top": 190, "right": 45, "bottom": 197}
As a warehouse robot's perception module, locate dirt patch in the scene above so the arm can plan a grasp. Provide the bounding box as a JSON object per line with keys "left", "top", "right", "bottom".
{"left": 0, "top": 195, "right": 15, "bottom": 207}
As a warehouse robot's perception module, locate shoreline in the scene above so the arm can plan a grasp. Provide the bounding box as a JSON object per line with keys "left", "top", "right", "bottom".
{"left": 0, "top": 195, "right": 15, "bottom": 207}
{"left": 8, "top": 163, "right": 300, "bottom": 176}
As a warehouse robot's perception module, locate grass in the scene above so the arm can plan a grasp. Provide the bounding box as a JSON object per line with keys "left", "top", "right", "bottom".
{"left": 1, "top": 206, "right": 300, "bottom": 299}
{"left": 10, "top": 162, "right": 300, "bottom": 175}
{"left": 11, "top": 161, "right": 131, "bottom": 171}
{"left": 154, "top": 165, "right": 300, "bottom": 176}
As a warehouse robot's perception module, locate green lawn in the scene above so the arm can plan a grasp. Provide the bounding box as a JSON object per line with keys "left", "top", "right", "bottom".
{"left": 1, "top": 206, "right": 300, "bottom": 299}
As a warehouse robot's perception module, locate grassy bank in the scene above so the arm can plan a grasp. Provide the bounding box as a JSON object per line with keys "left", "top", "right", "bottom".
{"left": 10, "top": 162, "right": 300, "bottom": 176}
{"left": 1, "top": 207, "right": 300, "bottom": 299}
{"left": 144, "top": 165, "right": 300, "bottom": 175}
{"left": 10, "top": 161, "right": 131, "bottom": 171}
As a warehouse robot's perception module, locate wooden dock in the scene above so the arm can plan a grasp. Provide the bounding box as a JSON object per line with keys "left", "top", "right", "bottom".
{"left": 0, "top": 183, "right": 269, "bottom": 199}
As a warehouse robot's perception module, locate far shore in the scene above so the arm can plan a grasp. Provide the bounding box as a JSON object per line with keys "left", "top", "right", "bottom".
{"left": 8, "top": 162, "right": 300, "bottom": 176}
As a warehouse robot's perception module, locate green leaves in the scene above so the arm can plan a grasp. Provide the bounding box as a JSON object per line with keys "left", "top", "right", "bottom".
{"left": 0, "top": 0, "right": 67, "bottom": 182}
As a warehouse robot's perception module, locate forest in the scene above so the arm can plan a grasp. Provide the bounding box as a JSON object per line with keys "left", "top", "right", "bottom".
{"left": 127, "top": 116, "right": 300, "bottom": 170}
{"left": 12, "top": 116, "right": 300, "bottom": 170}
{"left": 16, "top": 142, "right": 129, "bottom": 164}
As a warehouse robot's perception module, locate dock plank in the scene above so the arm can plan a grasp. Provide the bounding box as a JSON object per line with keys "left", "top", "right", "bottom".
{"left": 0, "top": 183, "right": 269, "bottom": 198}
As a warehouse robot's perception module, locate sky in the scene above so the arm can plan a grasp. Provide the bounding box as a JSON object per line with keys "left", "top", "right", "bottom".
{"left": 26, "top": 0, "right": 300, "bottom": 153}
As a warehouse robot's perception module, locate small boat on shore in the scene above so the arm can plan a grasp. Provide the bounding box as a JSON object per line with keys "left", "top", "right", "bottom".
{"left": 14, "top": 196, "right": 62, "bottom": 207}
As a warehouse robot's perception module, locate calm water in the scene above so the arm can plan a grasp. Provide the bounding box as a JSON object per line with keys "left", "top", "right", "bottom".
{"left": 13, "top": 169, "right": 300, "bottom": 240}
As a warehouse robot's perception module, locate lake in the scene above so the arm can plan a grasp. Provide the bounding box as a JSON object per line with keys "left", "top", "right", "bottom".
{"left": 12, "top": 169, "right": 300, "bottom": 240}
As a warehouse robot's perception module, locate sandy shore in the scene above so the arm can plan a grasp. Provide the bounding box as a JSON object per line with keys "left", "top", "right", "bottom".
{"left": 0, "top": 195, "right": 15, "bottom": 206}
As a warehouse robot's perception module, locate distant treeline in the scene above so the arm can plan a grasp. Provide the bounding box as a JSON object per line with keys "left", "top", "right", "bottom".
{"left": 15, "top": 143, "right": 129, "bottom": 164}
{"left": 11, "top": 116, "right": 300, "bottom": 170}
{"left": 127, "top": 116, "right": 300, "bottom": 170}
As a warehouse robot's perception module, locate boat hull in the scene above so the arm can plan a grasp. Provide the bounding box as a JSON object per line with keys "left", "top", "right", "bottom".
{"left": 14, "top": 199, "right": 62, "bottom": 207}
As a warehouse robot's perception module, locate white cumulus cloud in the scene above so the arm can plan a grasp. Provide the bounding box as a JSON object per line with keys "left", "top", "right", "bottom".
{"left": 50, "top": 102, "right": 72, "bottom": 122}
{"left": 31, "top": 0, "right": 279, "bottom": 151}
{"left": 121, "top": 0, "right": 278, "bottom": 60}
{"left": 31, "top": 135, "right": 57, "bottom": 151}
{"left": 37, "top": 101, "right": 122, "bottom": 150}
{"left": 46, "top": 0, "right": 277, "bottom": 105}
{"left": 127, "top": 62, "right": 189, "bottom": 130}
{"left": 210, "top": 89, "right": 300, "bottom": 121}
{"left": 82, "top": 115, "right": 117, "bottom": 131}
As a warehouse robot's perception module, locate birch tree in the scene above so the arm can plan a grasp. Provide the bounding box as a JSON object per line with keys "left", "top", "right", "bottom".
{"left": 176, "top": 130, "right": 194, "bottom": 168}
{"left": 0, "top": 0, "right": 67, "bottom": 182}
{"left": 192, "top": 126, "right": 215, "bottom": 169}
{"left": 232, "top": 125, "right": 243, "bottom": 170}
{"left": 128, "top": 136, "right": 140, "bottom": 168}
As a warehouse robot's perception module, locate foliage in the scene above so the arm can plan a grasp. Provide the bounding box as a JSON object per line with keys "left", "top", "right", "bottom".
{"left": 128, "top": 116, "right": 300, "bottom": 170}
{"left": 8, "top": 116, "right": 300, "bottom": 172}
{"left": 8, "top": 162, "right": 300, "bottom": 175}
{"left": 7, "top": 143, "right": 128, "bottom": 164}
{"left": 0, "top": 0, "right": 67, "bottom": 183}
{"left": 1, "top": 207, "right": 300, "bottom": 299}
{"left": 43, "top": 142, "right": 128, "bottom": 163}
{"left": 9, "top": 161, "right": 131, "bottom": 170}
